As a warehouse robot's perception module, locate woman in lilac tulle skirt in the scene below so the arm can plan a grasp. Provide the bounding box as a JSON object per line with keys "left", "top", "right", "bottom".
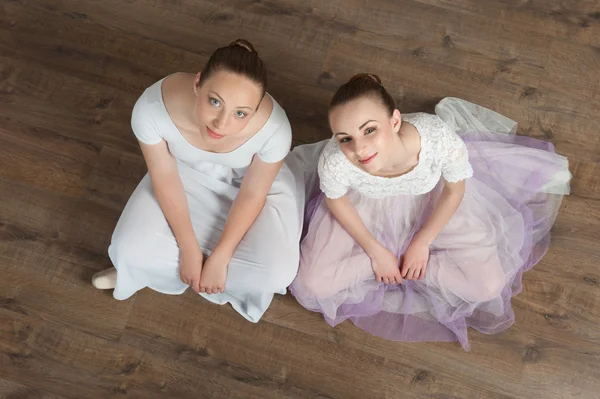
{"left": 288, "top": 73, "right": 571, "bottom": 350}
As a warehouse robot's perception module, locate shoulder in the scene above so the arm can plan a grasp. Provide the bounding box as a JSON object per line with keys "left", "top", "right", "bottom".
{"left": 131, "top": 78, "right": 169, "bottom": 145}
{"left": 256, "top": 97, "right": 292, "bottom": 163}
{"left": 318, "top": 139, "right": 351, "bottom": 198}
{"left": 318, "top": 139, "right": 349, "bottom": 180}
{"left": 403, "top": 113, "right": 449, "bottom": 137}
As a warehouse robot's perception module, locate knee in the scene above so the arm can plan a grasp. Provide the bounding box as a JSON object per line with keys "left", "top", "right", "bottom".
{"left": 259, "top": 243, "right": 300, "bottom": 292}
{"left": 269, "top": 248, "right": 300, "bottom": 291}
{"left": 465, "top": 276, "right": 505, "bottom": 303}
{"left": 291, "top": 264, "right": 334, "bottom": 299}
{"left": 109, "top": 230, "right": 164, "bottom": 269}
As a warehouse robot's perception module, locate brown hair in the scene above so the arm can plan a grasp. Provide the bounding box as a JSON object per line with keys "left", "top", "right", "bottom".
{"left": 199, "top": 39, "right": 268, "bottom": 96}
{"left": 329, "top": 73, "right": 396, "bottom": 115}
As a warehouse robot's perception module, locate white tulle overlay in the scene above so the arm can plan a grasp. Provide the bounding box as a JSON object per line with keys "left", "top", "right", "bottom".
{"left": 289, "top": 97, "right": 571, "bottom": 350}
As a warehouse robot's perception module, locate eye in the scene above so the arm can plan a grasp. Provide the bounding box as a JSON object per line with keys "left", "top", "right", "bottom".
{"left": 365, "top": 127, "right": 376, "bottom": 134}
{"left": 209, "top": 98, "right": 221, "bottom": 107}
{"left": 340, "top": 136, "right": 352, "bottom": 144}
{"left": 235, "top": 111, "right": 247, "bottom": 118}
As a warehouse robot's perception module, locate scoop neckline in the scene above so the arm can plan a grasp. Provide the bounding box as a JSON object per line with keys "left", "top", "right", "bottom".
{"left": 157, "top": 73, "right": 277, "bottom": 156}
{"left": 338, "top": 118, "right": 426, "bottom": 181}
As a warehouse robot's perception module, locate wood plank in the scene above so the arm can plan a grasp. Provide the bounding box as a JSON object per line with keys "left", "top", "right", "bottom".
{"left": 0, "top": 177, "right": 118, "bottom": 268}
{"left": 0, "top": 57, "right": 140, "bottom": 155}
{"left": 84, "top": 145, "right": 147, "bottom": 211}
{"left": 123, "top": 290, "right": 516, "bottom": 399}
{"left": 544, "top": 38, "right": 600, "bottom": 102}
{"left": 0, "top": 245, "right": 132, "bottom": 341}
{"left": 2, "top": 0, "right": 331, "bottom": 88}
{"left": 264, "top": 294, "right": 600, "bottom": 399}
{"left": 410, "top": 0, "right": 600, "bottom": 47}
{"left": 0, "top": 0, "right": 599, "bottom": 397}
{"left": 314, "top": 0, "right": 552, "bottom": 74}
{"left": 0, "top": 308, "right": 214, "bottom": 399}
{"left": 0, "top": 378, "right": 69, "bottom": 399}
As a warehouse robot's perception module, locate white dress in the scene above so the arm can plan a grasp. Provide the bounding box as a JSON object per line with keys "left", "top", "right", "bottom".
{"left": 108, "top": 76, "right": 306, "bottom": 322}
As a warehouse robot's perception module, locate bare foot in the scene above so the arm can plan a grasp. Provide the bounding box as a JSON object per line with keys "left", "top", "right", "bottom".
{"left": 92, "top": 267, "right": 117, "bottom": 290}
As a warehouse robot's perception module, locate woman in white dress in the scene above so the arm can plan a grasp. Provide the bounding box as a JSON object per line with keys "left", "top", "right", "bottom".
{"left": 92, "top": 40, "right": 305, "bottom": 323}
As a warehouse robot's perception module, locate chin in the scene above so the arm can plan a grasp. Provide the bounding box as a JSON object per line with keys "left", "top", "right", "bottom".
{"left": 357, "top": 162, "right": 380, "bottom": 175}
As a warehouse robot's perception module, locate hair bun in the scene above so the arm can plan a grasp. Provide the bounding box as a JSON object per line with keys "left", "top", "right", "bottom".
{"left": 348, "top": 73, "right": 382, "bottom": 85}
{"left": 231, "top": 39, "right": 256, "bottom": 53}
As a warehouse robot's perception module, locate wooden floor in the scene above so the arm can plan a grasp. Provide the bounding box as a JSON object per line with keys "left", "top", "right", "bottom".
{"left": 1, "top": 0, "right": 599, "bottom": 398}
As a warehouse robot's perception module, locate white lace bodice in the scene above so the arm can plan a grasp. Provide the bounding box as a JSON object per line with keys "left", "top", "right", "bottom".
{"left": 318, "top": 113, "right": 474, "bottom": 199}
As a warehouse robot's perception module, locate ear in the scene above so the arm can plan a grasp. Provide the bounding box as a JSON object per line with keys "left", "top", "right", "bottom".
{"left": 193, "top": 72, "right": 202, "bottom": 96}
{"left": 391, "top": 109, "right": 402, "bottom": 133}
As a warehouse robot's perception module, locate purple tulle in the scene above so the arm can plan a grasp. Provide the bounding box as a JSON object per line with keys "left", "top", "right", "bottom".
{"left": 290, "top": 119, "right": 570, "bottom": 351}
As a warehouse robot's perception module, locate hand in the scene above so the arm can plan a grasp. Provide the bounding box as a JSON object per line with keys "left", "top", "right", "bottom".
{"left": 200, "top": 247, "right": 231, "bottom": 294}
{"left": 401, "top": 239, "right": 430, "bottom": 280}
{"left": 368, "top": 244, "right": 403, "bottom": 285}
{"left": 179, "top": 246, "right": 204, "bottom": 293}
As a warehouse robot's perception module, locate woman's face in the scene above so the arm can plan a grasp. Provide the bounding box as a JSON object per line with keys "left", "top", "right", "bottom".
{"left": 328, "top": 96, "right": 401, "bottom": 175}
{"left": 193, "top": 70, "right": 263, "bottom": 140}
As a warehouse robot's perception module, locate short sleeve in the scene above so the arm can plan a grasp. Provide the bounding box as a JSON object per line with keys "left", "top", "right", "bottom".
{"left": 318, "top": 142, "right": 350, "bottom": 199}
{"left": 257, "top": 118, "right": 292, "bottom": 163}
{"left": 131, "top": 94, "right": 163, "bottom": 145}
{"left": 437, "top": 119, "right": 474, "bottom": 182}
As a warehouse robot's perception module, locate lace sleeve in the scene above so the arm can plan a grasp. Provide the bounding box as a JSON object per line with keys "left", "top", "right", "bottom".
{"left": 437, "top": 118, "right": 474, "bottom": 183}
{"left": 318, "top": 141, "right": 350, "bottom": 199}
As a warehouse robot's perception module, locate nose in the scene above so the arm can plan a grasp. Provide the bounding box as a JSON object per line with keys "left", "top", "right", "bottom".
{"left": 213, "top": 110, "right": 228, "bottom": 130}
{"left": 353, "top": 138, "right": 369, "bottom": 156}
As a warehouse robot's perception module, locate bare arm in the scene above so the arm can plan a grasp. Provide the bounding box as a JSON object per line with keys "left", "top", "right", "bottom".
{"left": 414, "top": 179, "right": 465, "bottom": 246}
{"left": 402, "top": 179, "right": 465, "bottom": 280}
{"left": 199, "top": 155, "right": 284, "bottom": 294}
{"left": 325, "top": 195, "right": 380, "bottom": 257}
{"left": 215, "top": 155, "right": 284, "bottom": 255}
{"left": 139, "top": 140, "right": 197, "bottom": 251}
{"left": 325, "top": 195, "right": 403, "bottom": 283}
{"left": 139, "top": 140, "right": 203, "bottom": 290}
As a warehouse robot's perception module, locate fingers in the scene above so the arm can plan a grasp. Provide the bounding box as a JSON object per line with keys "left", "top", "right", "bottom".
{"left": 180, "top": 270, "right": 188, "bottom": 285}
{"left": 400, "top": 264, "right": 408, "bottom": 278}
{"left": 191, "top": 278, "right": 201, "bottom": 294}
{"left": 404, "top": 263, "right": 427, "bottom": 280}
{"left": 381, "top": 276, "right": 403, "bottom": 285}
{"left": 413, "top": 268, "right": 420, "bottom": 280}
{"left": 419, "top": 264, "right": 427, "bottom": 280}
{"left": 393, "top": 271, "right": 402, "bottom": 284}
{"left": 415, "top": 264, "right": 426, "bottom": 280}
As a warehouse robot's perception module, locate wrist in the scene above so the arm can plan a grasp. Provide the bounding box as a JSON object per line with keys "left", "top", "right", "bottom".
{"left": 213, "top": 241, "right": 236, "bottom": 258}
{"left": 363, "top": 239, "right": 383, "bottom": 257}
{"left": 414, "top": 231, "right": 434, "bottom": 247}
{"left": 178, "top": 237, "right": 201, "bottom": 254}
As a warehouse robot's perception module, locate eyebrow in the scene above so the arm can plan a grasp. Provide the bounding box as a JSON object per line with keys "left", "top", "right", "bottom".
{"left": 359, "top": 120, "right": 376, "bottom": 129}
{"left": 334, "top": 119, "right": 376, "bottom": 137}
{"left": 209, "top": 91, "right": 254, "bottom": 111}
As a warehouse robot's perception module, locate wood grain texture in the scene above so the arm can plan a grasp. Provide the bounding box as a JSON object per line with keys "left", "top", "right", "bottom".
{"left": 1, "top": 0, "right": 599, "bottom": 398}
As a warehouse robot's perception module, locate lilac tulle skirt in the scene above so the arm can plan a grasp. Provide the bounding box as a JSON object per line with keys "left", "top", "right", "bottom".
{"left": 288, "top": 98, "right": 571, "bottom": 350}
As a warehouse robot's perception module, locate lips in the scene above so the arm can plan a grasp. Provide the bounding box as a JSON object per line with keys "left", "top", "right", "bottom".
{"left": 358, "top": 153, "right": 378, "bottom": 164}
{"left": 206, "top": 127, "right": 224, "bottom": 140}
